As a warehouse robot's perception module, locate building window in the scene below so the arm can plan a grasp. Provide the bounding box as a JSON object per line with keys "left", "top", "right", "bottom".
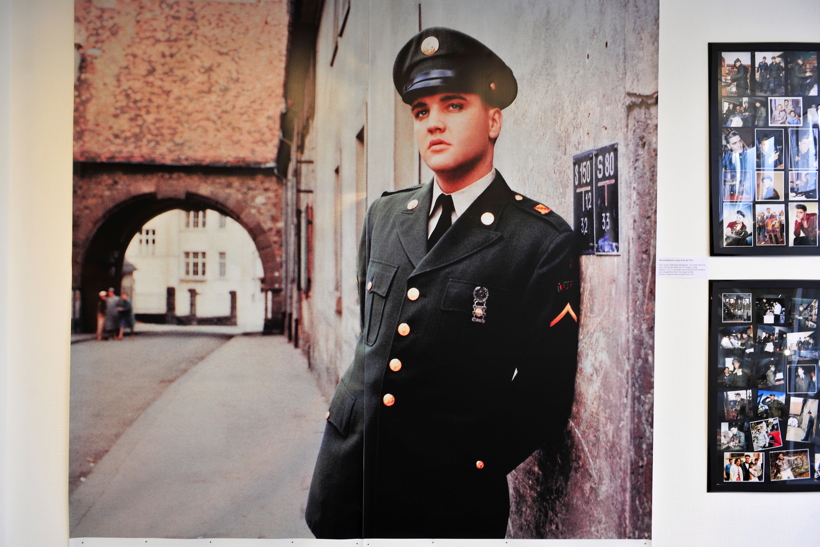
{"left": 184, "top": 251, "right": 206, "bottom": 277}
{"left": 219, "top": 214, "right": 227, "bottom": 228}
{"left": 139, "top": 228, "right": 156, "bottom": 255}
{"left": 186, "top": 211, "right": 206, "bottom": 229}
{"left": 219, "top": 252, "right": 226, "bottom": 277}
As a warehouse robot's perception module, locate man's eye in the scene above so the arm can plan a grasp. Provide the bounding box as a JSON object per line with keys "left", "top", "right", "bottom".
{"left": 447, "top": 103, "right": 464, "bottom": 111}
{"left": 414, "top": 109, "right": 428, "bottom": 119}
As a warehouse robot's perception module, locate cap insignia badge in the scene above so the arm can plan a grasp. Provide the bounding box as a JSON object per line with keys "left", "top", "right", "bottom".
{"left": 421, "top": 36, "right": 439, "bottom": 56}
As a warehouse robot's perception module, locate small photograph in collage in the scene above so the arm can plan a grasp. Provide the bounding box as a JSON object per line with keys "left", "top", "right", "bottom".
{"left": 719, "top": 422, "right": 748, "bottom": 451}
{"left": 786, "top": 332, "right": 819, "bottom": 358}
{"left": 719, "top": 325, "right": 754, "bottom": 353}
{"left": 790, "top": 202, "right": 818, "bottom": 246}
{"left": 719, "top": 357, "right": 752, "bottom": 388}
{"left": 754, "top": 358, "right": 784, "bottom": 389}
{"left": 769, "top": 97, "right": 803, "bottom": 126}
{"left": 721, "top": 129, "right": 754, "bottom": 174}
{"left": 723, "top": 452, "right": 765, "bottom": 482}
{"left": 789, "top": 128, "right": 819, "bottom": 170}
{"left": 756, "top": 172, "right": 784, "bottom": 200}
{"left": 787, "top": 363, "right": 818, "bottom": 394}
{"left": 751, "top": 417, "right": 783, "bottom": 450}
{"left": 756, "top": 325, "right": 789, "bottom": 354}
{"left": 756, "top": 296, "right": 787, "bottom": 324}
{"left": 790, "top": 298, "right": 818, "bottom": 331}
{"left": 754, "top": 204, "right": 786, "bottom": 246}
{"left": 723, "top": 203, "right": 754, "bottom": 246}
{"left": 721, "top": 389, "right": 754, "bottom": 420}
{"left": 815, "top": 454, "right": 820, "bottom": 480}
{"left": 722, "top": 294, "right": 752, "bottom": 323}
{"left": 785, "top": 397, "right": 817, "bottom": 443}
{"left": 721, "top": 97, "right": 758, "bottom": 127}
{"left": 720, "top": 128, "right": 754, "bottom": 201}
{"left": 754, "top": 51, "right": 785, "bottom": 96}
{"left": 757, "top": 390, "right": 786, "bottom": 418}
{"left": 755, "top": 129, "right": 784, "bottom": 170}
{"left": 785, "top": 51, "right": 818, "bottom": 96}
{"left": 770, "top": 449, "right": 811, "bottom": 481}
{"left": 788, "top": 171, "right": 817, "bottom": 200}
{"left": 721, "top": 52, "right": 751, "bottom": 97}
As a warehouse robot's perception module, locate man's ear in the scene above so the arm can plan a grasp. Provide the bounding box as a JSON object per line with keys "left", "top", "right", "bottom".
{"left": 488, "top": 107, "right": 502, "bottom": 140}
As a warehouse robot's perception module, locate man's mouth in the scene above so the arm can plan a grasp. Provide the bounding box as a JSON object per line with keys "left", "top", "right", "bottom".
{"left": 428, "top": 139, "right": 450, "bottom": 150}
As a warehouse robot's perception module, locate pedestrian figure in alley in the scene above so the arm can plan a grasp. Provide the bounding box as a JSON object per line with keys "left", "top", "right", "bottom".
{"left": 103, "top": 287, "right": 121, "bottom": 340}
{"left": 96, "top": 290, "right": 107, "bottom": 341}
{"left": 116, "top": 291, "right": 136, "bottom": 340}
{"left": 306, "top": 27, "right": 580, "bottom": 539}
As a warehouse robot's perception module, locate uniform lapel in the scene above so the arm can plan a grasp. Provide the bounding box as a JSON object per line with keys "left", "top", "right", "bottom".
{"left": 396, "top": 182, "right": 433, "bottom": 268}
{"left": 412, "top": 173, "right": 511, "bottom": 276}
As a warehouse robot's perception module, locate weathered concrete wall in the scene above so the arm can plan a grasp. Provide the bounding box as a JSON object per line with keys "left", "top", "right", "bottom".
{"left": 297, "top": 0, "right": 657, "bottom": 537}
{"left": 74, "top": 0, "right": 288, "bottom": 166}
{"left": 296, "top": 0, "right": 373, "bottom": 397}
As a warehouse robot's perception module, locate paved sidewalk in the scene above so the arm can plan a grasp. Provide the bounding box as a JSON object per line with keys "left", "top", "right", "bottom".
{"left": 70, "top": 335, "right": 328, "bottom": 539}
{"left": 71, "top": 322, "right": 261, "bottom": 344}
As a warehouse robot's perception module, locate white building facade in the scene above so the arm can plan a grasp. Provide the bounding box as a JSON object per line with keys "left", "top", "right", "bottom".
{"left": 125, "top": 209, "right": 265, "bottom": 331}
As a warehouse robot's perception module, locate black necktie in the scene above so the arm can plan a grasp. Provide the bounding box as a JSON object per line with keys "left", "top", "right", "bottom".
{"left": 428, "top": 193, "right": 455, "bottom": 251}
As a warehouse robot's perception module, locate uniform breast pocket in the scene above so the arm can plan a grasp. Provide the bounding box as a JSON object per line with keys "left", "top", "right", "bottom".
{"left": 364, "top": 260, "right": 398, "bottom": 346}
{"left": 436, "top": 279, "right": 512, "bottom": 360}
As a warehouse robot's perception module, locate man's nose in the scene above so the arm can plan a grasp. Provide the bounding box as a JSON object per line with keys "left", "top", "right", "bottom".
{"left": 427, "top": 107, "right": 445, "bottom": 132}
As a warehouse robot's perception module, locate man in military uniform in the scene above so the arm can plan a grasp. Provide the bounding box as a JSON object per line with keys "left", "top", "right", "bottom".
{"left": 790, "top": 56, "right": 813, "bottom": 95}
{"left": 305, "top": 27, "right": 580, "bottom": 539}
{"left": 770, "top": 56, "right": 785, "bottom": 95}
{"left": 728, "top": 58, "right": 749, "bottom": 96}
{"left": 757, "top": 56, "right": 769, "bottom": 94}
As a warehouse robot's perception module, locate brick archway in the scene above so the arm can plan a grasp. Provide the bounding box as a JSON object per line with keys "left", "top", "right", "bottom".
{"left": 73, "top": 163, "right": 284, "bottom": 333}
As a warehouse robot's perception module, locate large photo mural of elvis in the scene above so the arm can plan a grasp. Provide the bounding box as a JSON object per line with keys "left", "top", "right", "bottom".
{"left": 70, "top": 0, "right": 658, "bottom": 540}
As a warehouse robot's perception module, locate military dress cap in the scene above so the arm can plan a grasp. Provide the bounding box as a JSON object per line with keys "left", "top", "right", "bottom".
{"left": 392, "top": 27, "right": 518, "bottom": 109}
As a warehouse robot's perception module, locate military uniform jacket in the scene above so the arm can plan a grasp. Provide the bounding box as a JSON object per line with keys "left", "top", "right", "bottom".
{"left": 306, "top": 173, "right": 580, "bottom": 539}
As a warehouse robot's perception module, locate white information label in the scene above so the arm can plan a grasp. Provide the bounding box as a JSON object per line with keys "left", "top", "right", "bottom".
{"left": 657, "top": 257, "right": 708, "bottom": 278}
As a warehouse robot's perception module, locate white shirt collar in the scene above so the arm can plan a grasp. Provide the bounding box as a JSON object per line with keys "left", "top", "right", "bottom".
{"left": 430, "top": 168, "right": 496, "bottom": 218}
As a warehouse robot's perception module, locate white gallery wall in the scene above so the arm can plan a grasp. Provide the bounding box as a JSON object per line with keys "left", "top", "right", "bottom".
{"left": 3, "top": 0, "right": 820, "bottom": 545}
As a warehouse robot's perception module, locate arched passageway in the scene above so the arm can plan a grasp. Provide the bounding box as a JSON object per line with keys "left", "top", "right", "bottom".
{"left": 73, "top": 164, "right": 284, "bottom": 333}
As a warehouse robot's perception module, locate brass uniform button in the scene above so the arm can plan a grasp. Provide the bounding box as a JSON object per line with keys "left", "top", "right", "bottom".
{"left": 476, "top": 460, "right": 485, "bottom": 470}
{"left": 389, "top": 358, "right": 402, "bottom": 372}
{"left": 325, "top": 411, "right": 330, "bottom": 420}
{"left": 489, "top": 82, "right": 496, "bottom": 91}
{"left": 366, "top": 281, "right": 373, "bottom": 291}
{"left": 407, "top": 288, "right": 420, "bottom": 301}
{"left": 407, "top": 199, "right": 419, "bottom": 210}
{"left": 515, "top": 194, "right": 523, "bottom": 201}
{"left": 398, "top": 323, "right": 410, "bottom": 336}
{"left": 383, "top": 393, "right": 396, "bottom": 406}
{"left": 480, "top": 212, "right": 495, "bottom": 225}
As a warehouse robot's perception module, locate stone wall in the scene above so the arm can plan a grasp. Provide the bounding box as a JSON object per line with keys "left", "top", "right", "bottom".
{"left": 74, "top": 0, "right": 288, "bottom": 166}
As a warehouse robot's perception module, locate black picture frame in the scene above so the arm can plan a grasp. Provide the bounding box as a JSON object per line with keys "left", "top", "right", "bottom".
{"left": 709, "top": 280, "right": 820, "bottom": 492}
{"left": 709, "top": 43, "right": 820, "bottom": 255}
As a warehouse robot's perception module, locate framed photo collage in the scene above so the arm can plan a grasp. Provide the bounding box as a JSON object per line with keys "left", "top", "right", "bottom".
{"left": 709, "top": 281, "right": 820, "bottom": 491}
{"left": 710, "top": 43, "right": 820, "bottom": 255}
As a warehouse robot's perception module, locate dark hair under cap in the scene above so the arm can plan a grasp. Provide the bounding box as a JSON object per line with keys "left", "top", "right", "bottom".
{"left": 392, "top": 27, "right": 517, "bottom": 109}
